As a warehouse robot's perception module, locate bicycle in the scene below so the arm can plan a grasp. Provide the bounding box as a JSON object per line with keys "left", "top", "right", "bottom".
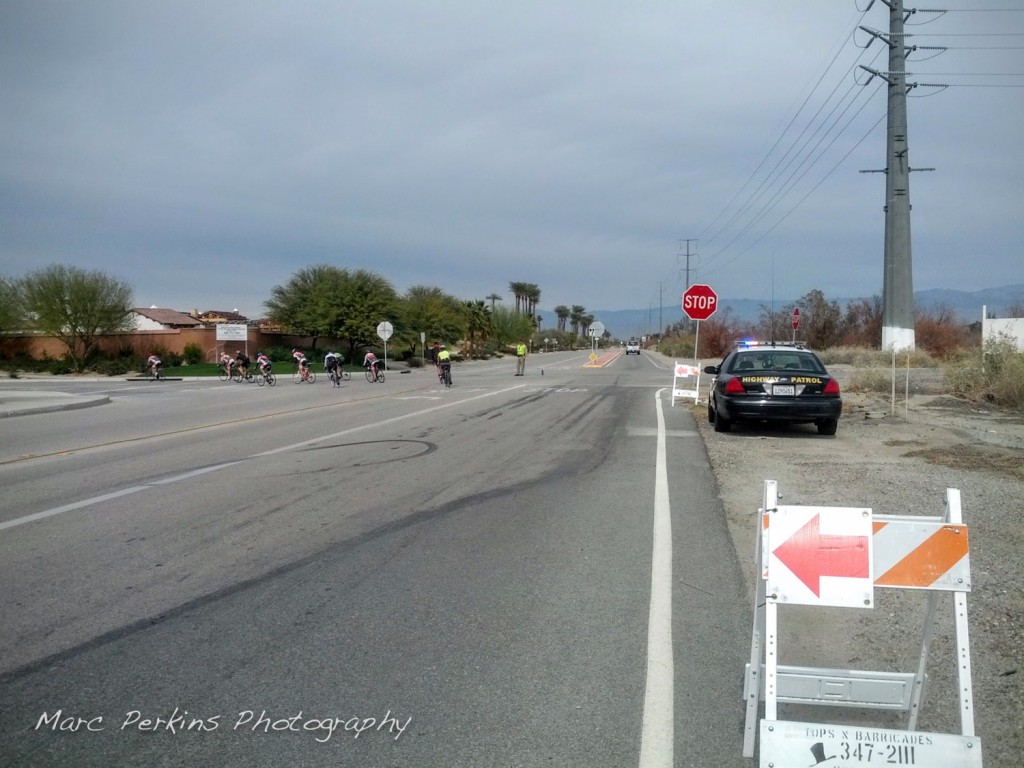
{"left": 293, "top": 367, "right": 317, "bottom": 384}
{"left": 237, "top": 368, "right": 255, "bottom": 383}
{"left": 440, "top": 363, "right": 452, "bottom": 388}
{"left": 147, "top": 365, "right": 164, "bottom": 382}
{"left": 255, "top": 368, "right": 276, "bottom": 387}
{"left": 364, "top": 364, "right": 385, "bottom": 383}
{"left": 328, "top": 366, "right": 351, "bottom": 387}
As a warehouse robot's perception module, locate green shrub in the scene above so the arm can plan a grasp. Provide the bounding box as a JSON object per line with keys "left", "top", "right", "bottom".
{"left": 182, "top": 342, "right": 203, "bottom": 365}
{"left": 265, "top": 346, "right": 296, "bottom": 363}
{"left": 48, "top": 357, "right": 74, "bottom": 375}
{"left": 660, "top": 337, "right": 696, "bottom": 359}
{"left": 93, "top": 359, "right": 131, "bottom": 376}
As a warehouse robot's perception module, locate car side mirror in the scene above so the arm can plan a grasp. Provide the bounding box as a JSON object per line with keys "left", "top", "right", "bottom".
{"left": 703, "top": 365, "right": 719, "bottom": 374}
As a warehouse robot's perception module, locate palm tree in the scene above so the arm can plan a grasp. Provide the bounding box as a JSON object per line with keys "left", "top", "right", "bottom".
{"left": 508, "top": 282, "right": 527, "bottom": 315}
{"left": 463, "top": 300, "right": 491, "bottom": 358}
{"left": 486, "top": 293, "right": 503, "bottom": 314}
{"left": 554, "top": 305, "right": 570, "bottom": 332}
{"left": 523, "top": 283, "right": 541, "bottom": 328}
{"left": 570, "top": 305, "right": 586, "bottom": 337}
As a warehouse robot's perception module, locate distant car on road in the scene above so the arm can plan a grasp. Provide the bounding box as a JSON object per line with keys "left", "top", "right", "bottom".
{"left": 703, "top": 341, "right": 842, "bottom": 435}
{"left": 626, "top": 340, "right": 641, "bottom": 355}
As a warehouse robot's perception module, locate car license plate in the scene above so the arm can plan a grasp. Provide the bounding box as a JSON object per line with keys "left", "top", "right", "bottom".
{"left": 773, "top": 385, "right": 795, "bottom": 396}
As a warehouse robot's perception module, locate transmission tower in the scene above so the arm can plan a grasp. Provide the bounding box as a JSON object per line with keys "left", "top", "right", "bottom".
{"left": 859, "top": 0, "right": 941, "bottom": 351}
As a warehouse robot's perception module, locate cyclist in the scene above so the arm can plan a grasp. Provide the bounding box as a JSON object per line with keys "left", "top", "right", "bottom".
{"left": 293, "top": 349, "right": 311, "bottom": 380}
{"left": 362, "top": 350, "right": 380, "bottom": 379}
{"left": 235, "top": 350, "right": 251, "bottom": 379}
{"left": 220, "top": 352, "right": 235, "bottom": 378}
{"left": 256, "top": 351, "right": 272, "bottom": 376}
{"left": 429, "top": 341, "right": 442, "bottom": 378}
{"left": 437, "top": 345, "right": 451, "bottom": 386}
{"left": 324, "top": 351, "right": 342, "bottom": 387}
{"left": 147, "top": 354, "right": 162, "bottom": 378}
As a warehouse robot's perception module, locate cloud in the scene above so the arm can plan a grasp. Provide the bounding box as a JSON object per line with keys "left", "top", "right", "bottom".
{"left": 1, "top": 1, "right": 1021, "bottom": 320}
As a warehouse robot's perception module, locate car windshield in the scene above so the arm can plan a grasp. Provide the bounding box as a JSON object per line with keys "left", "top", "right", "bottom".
{"left": 727, "top": 351, "right": 825, "bottom": 374}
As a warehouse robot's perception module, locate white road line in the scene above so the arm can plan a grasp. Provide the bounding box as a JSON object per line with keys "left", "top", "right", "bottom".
{"left": 0, "top": 385, "right": 526, "bottom": 533}
{"left": 639, "top": 388, "right": 674, "bottom": 768}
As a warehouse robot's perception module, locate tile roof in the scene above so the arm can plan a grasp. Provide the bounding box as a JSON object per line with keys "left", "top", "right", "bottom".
{"left": 131, "top": 307, "right": 205, "bottom": 327}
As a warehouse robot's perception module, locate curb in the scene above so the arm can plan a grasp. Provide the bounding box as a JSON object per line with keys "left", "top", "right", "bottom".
{"left": 0, "top": 394, "right": 111, "bottom": 419}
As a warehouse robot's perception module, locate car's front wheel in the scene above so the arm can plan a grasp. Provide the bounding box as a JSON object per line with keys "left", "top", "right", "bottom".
{"left": 817, "top": 419, "right": 838, "bottom": 436}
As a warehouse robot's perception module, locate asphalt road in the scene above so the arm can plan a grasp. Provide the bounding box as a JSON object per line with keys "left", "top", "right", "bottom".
{"left": 0, "top": 351, "right": 750, "bottom": 767}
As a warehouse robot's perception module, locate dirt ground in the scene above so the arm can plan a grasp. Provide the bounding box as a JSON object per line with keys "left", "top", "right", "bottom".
{"left": 689, "top": 364, "right": 1024, "bottom": 766}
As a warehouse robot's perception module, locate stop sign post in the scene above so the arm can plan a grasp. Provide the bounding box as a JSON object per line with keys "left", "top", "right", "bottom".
{"left": 377, "top": 321, "right": 394, "bottom": 371}
{"left": 682, "top": 284, "right": 718, "bottom": 367}
{"left": 682, "top": 284, "right": 718, "bottom": 321}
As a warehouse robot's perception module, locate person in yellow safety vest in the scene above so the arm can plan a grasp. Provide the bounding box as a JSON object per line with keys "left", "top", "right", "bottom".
{"left": 515, "top": 340, "right": 527, "bottom": 376}
{"left": 437, "top": 346, "right": 452, "bottom": 385}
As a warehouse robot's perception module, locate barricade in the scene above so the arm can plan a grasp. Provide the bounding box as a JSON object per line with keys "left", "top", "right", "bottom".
{"left": 670, "top": 361, "right": 700, "bottom": 406}
{"left": 742, "top": 479, "right": 981, "bottom": 766}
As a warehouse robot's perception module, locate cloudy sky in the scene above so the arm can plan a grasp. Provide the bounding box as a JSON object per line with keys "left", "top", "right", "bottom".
{"left": 2, "top": 1, "right": 1021, "bottom": 320}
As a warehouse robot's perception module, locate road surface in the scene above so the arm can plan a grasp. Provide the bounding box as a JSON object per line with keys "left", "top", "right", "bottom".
{"left": 0, "top": 351, "right": 749, "bottom": 767}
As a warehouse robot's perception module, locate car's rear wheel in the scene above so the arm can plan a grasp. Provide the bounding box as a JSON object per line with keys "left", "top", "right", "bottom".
{"left": 707, "top": 403, "right": 715, "bottom": 424}
{"left": 713, "top": 409, "right": 732, "bottom": 433}
{"left": 817, "top": 419, "right": 838, "bottom": 436}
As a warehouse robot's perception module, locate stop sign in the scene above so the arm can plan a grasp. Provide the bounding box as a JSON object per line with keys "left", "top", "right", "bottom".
{"left": 682, "top": 284, "right": 718, "bottom": 321}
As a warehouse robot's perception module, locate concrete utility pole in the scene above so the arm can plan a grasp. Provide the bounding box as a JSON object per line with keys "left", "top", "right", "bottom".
{"left": 859, "top": 0, "right": 939, "bottom": 351}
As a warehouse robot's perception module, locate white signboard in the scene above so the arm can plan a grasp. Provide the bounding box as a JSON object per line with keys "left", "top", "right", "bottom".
{"left": 760, "top": 719, "right": 982, "bottom": 768}
{"left": 767, "top": 506, "right": 874, "bottom": 608}
{"left": 587, "top": 321, "right": 605, "bottom": 337}
{"left": 377, "top": 321, "right": 394, "bottom": 341}
{"left": 215, "top": 323, "right": 247, "bottom": 341}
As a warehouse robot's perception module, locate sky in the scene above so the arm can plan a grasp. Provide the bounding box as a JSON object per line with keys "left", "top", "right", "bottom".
{"left": 2, "top": 1, "right": 1022, "bottom": 321}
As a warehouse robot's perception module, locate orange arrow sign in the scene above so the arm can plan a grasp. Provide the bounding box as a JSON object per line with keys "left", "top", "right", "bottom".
{"left": 772, "top": 513, "right": 870, "bottom": 596}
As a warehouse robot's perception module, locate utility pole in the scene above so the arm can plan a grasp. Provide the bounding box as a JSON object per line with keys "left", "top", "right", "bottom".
{"left": 678, "top": 238, "right": 698, "bottom": 333}
{"left": 658, "top": 282, "right": 663, "bottom": 343}
{"left": 859, "top": 0, "right": 940, "bottom": 351}
{"left": 678, "top": 238, "right": 698, "bottom": 290}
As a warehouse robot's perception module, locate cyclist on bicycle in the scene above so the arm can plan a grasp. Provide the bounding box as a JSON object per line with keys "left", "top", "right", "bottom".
{"left": 235, "top": 350, "right": 251, "bottom": 379}
{"left": 437, "top": 345, "right": 451, "bottom": 385}
{"left": 430, "top": 341, "right": 441, "bottom": 375}
{"left": 220, "top": 352, "right": 235, "bottom": 378}
{"left": 147, "top": 354, "right": 162, "bottom": 377}
{"left": 362, "top": 351, "right": 380, "bottom": 378}
{"left": 324, "top": 351, "right": 342, "bottom": 387}
{"left": 293, "top": 349, "right": 311, "bottom": 379}
{"left": 256, "top": 351, "right": 272, "bottom": 375}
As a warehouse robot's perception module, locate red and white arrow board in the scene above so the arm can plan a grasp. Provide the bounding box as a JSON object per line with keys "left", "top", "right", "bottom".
{"left": 767, "top": 506, "right": 874, "bottom": 608}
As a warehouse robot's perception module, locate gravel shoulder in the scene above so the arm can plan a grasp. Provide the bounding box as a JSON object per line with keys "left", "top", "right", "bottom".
{"left": 683, "top": 360, "right": 1023, "bottom": 766}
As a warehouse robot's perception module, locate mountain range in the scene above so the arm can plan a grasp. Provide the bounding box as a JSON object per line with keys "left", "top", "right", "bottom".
{"left": 558, "top": 285, "right": 1024, "bottom": 340}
